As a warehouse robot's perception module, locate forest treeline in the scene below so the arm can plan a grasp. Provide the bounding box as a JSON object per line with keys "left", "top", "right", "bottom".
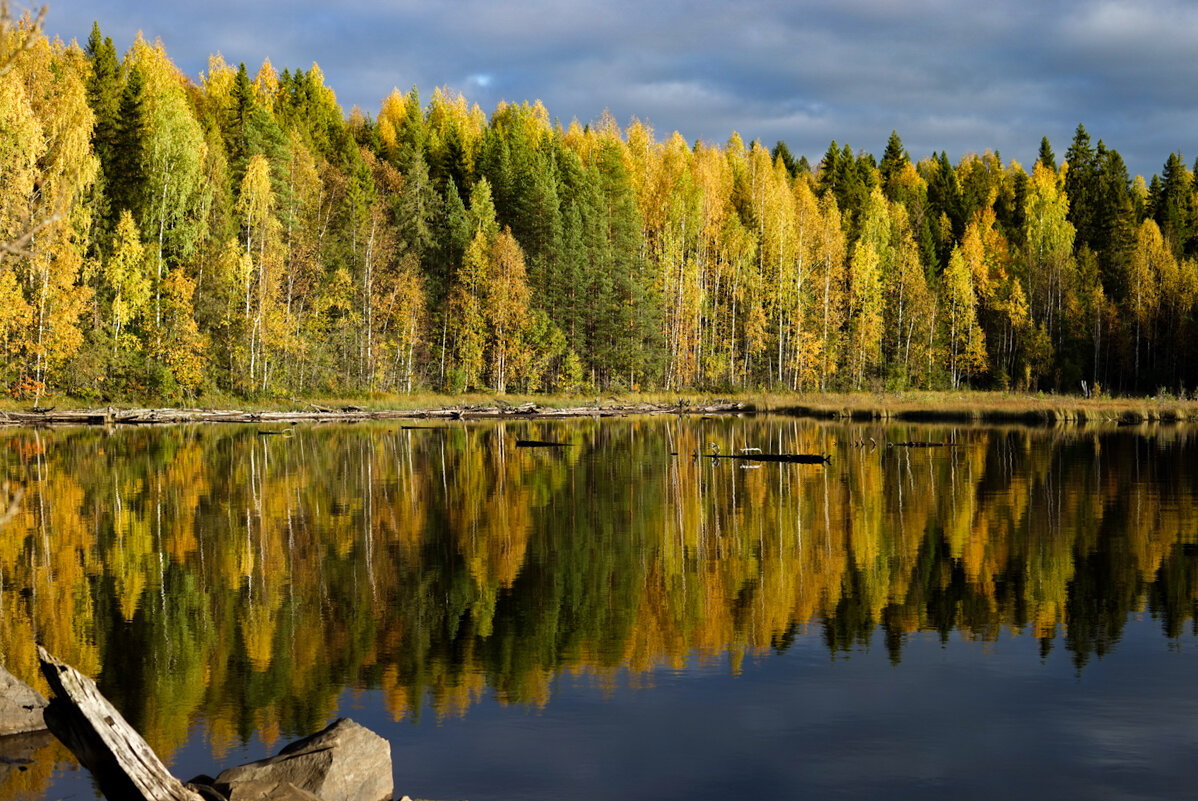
{"left": 4, "top": 418, "right": 1198, "bottom": 801}
{"left": 4, "top": 17, "right": 1198, "bottom": 401}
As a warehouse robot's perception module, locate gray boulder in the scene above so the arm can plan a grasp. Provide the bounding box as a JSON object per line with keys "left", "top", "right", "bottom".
{"left": 0, "top": 663, "right": 47, "bottom": 735}
{"left": 220, "top": 779, "right": 326, "bottom": 801}
{"left": 213, "top": 718, "right": 393, "bottom": 801}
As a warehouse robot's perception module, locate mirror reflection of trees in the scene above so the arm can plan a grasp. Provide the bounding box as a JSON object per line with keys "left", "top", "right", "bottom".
{"left": 3, "top": 419, "right": 1198, "bottom": 798}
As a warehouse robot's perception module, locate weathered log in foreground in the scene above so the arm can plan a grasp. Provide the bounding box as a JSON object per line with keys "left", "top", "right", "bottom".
{"left": 33, "top": 646, "right": 421, "bottom": 801}
{"left": 37, "top": 645, "right": 203, "bottom": 801}
{"left": 0, "top": 400, "right": 748, "bottom": 427}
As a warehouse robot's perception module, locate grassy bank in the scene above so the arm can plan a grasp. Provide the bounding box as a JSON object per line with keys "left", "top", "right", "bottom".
{"left": 2, "top": 390, "right": 1196, "bottom": 425}
{"left": 750, "top": 390, "right": 1198, "bottom": 424}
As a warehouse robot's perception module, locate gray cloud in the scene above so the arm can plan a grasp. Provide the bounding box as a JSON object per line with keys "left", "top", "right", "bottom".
{"left": 39, "top": 0, "right": 1196, "bottom": 178}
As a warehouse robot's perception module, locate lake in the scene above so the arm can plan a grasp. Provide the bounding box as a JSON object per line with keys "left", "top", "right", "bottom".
{"left": 3, "top": 416, "right": 1198, "bottom": 800}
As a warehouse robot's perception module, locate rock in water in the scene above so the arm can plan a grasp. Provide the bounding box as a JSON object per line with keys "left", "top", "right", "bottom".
{"left": 213, "top": 718, "right": 393, "bottom": 801}
{"left": 219, "top": 779, "right": 325, "bottom": 800}
{"left": 0, "top": 664, "right": 48, "bottom": 735}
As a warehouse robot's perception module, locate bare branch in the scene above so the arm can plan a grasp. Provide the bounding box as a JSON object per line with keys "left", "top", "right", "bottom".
{"left": 0, "top": 211, "right": 64, "bottom": 259}
{"left": 0, "top": 481, "right": 24, "bottom": 529}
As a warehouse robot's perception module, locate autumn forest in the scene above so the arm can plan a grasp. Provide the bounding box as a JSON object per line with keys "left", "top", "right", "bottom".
{"left": 4, "top": 17, "right": 1198, "bottom": 403}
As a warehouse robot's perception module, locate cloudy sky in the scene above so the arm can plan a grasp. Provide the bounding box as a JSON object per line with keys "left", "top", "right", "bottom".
{"left": 34, "top": 0, "right": 1198, "bottom": 180}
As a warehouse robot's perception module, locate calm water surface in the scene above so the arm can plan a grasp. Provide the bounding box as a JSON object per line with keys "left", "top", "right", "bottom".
{"left": 3, "top": 416, "right": 1198, "bottom": 800}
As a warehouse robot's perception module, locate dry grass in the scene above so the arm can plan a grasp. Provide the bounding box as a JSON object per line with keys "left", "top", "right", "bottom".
{"left": 747, "top": 390, "right": 1198, "bottom": 423}
{"left": 2, "top": 388, "right": 1197, "bottom": 425}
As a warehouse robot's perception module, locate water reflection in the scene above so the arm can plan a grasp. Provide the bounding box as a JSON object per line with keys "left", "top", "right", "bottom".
{"left": 2, "top": 418, "right": 1198, "bottom": 798}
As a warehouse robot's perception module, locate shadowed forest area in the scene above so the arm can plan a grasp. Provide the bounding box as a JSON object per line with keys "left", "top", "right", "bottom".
{"left": 4, "top": 12, "right": 1198, "bottom": 407}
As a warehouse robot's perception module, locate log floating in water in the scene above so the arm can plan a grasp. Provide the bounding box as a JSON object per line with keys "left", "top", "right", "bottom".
{"left": 707, "top": 452, "right": 829, "bottom": 464}
{"left": 515, "top": 439, "right": 574, "bottom": 448}
{"left": 255, "top": 428, "right": 294, "bottom": 437}
{"left": 747, "top": 452, "right": 830, "bottom": 464}
{"left": 887, "top": 441, "right": 956, "bottom": 448}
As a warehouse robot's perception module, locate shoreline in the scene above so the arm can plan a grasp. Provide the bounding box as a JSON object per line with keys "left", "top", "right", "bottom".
{"left": 2, "top": 392, "right": 1197, "bottom": 427}
{"left": 0, "top": 400, "right": 748, "bottom": 427}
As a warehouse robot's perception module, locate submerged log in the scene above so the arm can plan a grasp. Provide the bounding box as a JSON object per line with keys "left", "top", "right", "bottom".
{"left": 36, "top": 645, "right": 203, "bottom": 801}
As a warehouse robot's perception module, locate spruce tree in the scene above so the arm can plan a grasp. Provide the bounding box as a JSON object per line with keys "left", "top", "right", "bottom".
{"left": 109, "top": 64, "right": 147, "bottom": 221}
{"left": 771, "top": 140, "right": 798, "bottom": 177}
{"left": 1064, "top": 123, "right": 1099, "bottom": 252}
{"left": 878, "top": 130, "right": 909, "bottom": 193}
{"left": 1036, "top": 136, "right": 1057, "bottom": 172}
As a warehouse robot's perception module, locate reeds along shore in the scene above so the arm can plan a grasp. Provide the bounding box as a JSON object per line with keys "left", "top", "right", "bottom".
{"left": 0, "top": 392, "right": 1196, "bottom": 427}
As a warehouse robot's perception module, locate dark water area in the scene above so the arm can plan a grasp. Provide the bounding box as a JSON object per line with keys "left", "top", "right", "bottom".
{"left": 2, "top": 417, "right": 1198, "bottom": 800}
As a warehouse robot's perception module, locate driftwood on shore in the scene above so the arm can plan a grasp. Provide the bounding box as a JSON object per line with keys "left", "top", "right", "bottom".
{"left": 0, "top": 401, "right": 748, "bottom": 428}
{"left": 32, "top": 647, "right": 404, "bottom": 801}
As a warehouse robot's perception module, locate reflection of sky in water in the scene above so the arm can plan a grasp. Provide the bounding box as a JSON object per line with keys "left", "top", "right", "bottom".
{"left": 44, "top": 617, "right": 1178, "bottom": 801}
{"left": 410, "top": 621, "right": 1198, "bottom": 801}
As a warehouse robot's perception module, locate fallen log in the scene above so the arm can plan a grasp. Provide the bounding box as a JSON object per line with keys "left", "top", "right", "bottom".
{"left": 744, "top": 452, "right": 830, "bottom": 464}
{"left": 0, "top": 400, "right": 755, "bottom": 428}
{"left": 36, "top": 645, "right": 203, "bottom": 801}
{"left": 706, "top": 452, "right": 830, "bottom": 465}
{"left": 886, "top": 441, "right": 957, "bottom": 448}
{"left": 515, "top": 439, "right": 573, "bottom": 448}
{"left": 35, "top": 646, "right": 400, "bottom": 801}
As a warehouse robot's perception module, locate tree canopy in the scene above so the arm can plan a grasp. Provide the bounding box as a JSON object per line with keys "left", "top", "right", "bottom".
{"left": 2, "top": 16, "right": 1196, "bottom": 399}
